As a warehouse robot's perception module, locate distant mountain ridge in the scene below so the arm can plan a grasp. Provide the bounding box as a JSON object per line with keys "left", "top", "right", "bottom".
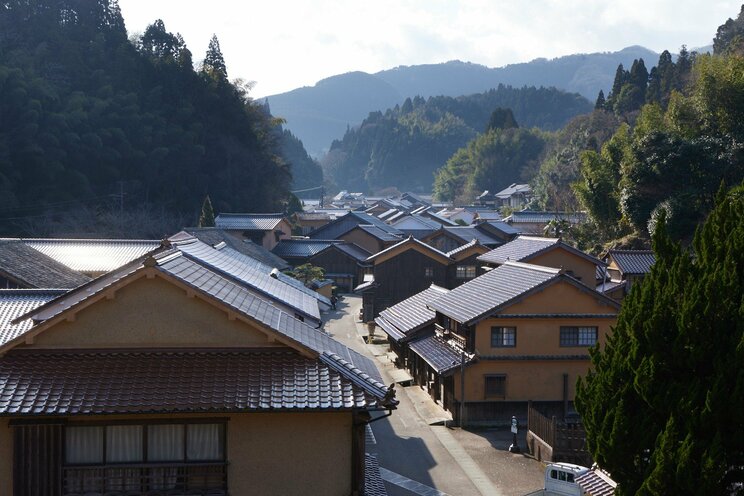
{"left": 265, "top": 45, "right": 659, "bottom": 157}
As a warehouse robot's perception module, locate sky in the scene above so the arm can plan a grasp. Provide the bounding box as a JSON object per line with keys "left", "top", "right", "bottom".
{"left": 117, "top": 1, "right": 742, "bottom": 99}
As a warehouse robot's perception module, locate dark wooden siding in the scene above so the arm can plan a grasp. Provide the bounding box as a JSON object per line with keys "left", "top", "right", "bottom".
{"left": 447, "top": 253, "right": 487, "bottom": 288}
{"left": 372, "top": 250, "right": 447, "bottom": 316}
{"left": 309, "top": 248, "right": 363, "bottom": 292}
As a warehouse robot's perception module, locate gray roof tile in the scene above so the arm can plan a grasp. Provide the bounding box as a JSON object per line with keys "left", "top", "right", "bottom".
{"left": 174, "top": 239, "right": 321, "bottom": 321}
{"left": 477, "top": 236, "right": 559, "bottom": 265}
{"left": 187, "top": 227, "right": 290, "bottom": 270}
{"left": 609, "top": 250, "right": 655, "bottom": 275}
{"left": 214, "top": 213, "right": 286, "bottom": 231}
{"left": 309, "top": 212, "right": 403, "bottom": 240}
{"left": 428, "top": 262, "right": 561, "bottom": 324}
{"left": 377, "top": 284, "right": 449, "bottom": 341}
{"left": 273, "top": 239, "right": 337, "bottom": 258}
{"left": 22, "top": 238, "right": 160, "bottom": 273}
{"left": 408, "top": 332, "right": 467, "bottom": 374}
{"left": 440, "top": 226, "right": 501, "bottom": 246}
{"left": 0, "top": 240, "right": 92, "bottom": 288}
{"left": 0, "top": 349, "right": 386, "bottom": 415}
{"left": 0, "top": 290, "right": 66, "bottom": 346}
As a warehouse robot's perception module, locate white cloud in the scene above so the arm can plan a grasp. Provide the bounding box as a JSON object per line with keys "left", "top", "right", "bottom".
{"left": 117, "top": 0, "right": 742, "bottom": 97}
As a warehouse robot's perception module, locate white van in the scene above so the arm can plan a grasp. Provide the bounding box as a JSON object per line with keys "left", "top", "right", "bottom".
{"left": 543, "top": 463, "right": 590, "bottom": 495}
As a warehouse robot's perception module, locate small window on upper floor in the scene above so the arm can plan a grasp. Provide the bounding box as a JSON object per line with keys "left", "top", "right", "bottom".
{"left": 560, "top": 326, "right": 598, "bottom": 346}
{"left": 456, "top": 265, "right": 477, "bottom": 279}
{"left": 491, "top": 327, "right": 516, "bottom": 347}
{"left": 424, "top": 267, "right": 434, "bottom": 278}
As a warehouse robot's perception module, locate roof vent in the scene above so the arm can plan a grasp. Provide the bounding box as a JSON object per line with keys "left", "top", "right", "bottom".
{"left": 270, "top": 268, "right": 280, "bottom": 279}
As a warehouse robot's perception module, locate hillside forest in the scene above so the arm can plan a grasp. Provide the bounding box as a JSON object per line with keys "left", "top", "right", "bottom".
{"left": 0, "top": 1, "right": 319, "bottom": 237}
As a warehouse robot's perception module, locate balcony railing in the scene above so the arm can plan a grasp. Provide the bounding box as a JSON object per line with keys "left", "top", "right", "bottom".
{"left": 63, "top": 462, "right": 227, "bottom": 496}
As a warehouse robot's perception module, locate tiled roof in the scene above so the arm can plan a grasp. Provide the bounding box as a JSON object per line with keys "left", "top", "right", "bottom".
{"left": 374, "top": 316, "right": 406, "bottom": 342}
{"left": 367, "top": 236, "right": 451, "bottom": 263}
{"left": 186, "top": 227, "right": 290, "bottom": 270}
{"left": 377, "top": 284, "right": 449, "bottom": 341}
{"left": 575, "top": 468, "right": 617, "bottom": 496}
{"left": 309, "top": 212, "right": 403, "bottom": 240}
{"left": 0, "top": 290, "right": 66, "bottom": 347}
{"left": 477, "top": 236, "right": 560, "bottom": 265}
{"left": 22, "top": 238, "right": 160, "bottom": 273}
{"left": 506, "top": 211, "right": 586, "bottom": 224}
{"left": 609, "top": 250, "right": 655, "bottom": 275}
{"left": 440, "top": 226, "right": 501, "bottom": 246}
{"left": 273, "top": 239, "right": 336, "bottom": 258}
{"left": 495, "top": 183, "right": 531, "bottom": 199}
{"left": 335, "top": 243, "right": 372, "bottom": 262}
{"left": 9, "top": 252, "right": 387, "bottom": 395}
{"left": 174, "top": 239, "right": 321, "bottom": 321}
{"left": 0, "top": 240, "right": 92, "bottom": 288}
{"left": 481, "top": 221, "right": 521, "bottom": 235}
{"left": 357, "top": 224, "right": 403, "bottom": 242}
{"left": 0, "top": 349, "right": 387, "bottom": 415}
{"left": 408, "top": 332, "right": 468, "bottom": 374}
{"left": 427, "top": 262, "right": 561, "bottom": 324}
{"left": 474, "top": 212, "right": 504, "bottom": 221}
{"left": 214, "top": 213, "right": 286, "bottom": 231}
{"left": 597, "top": 280, "right": 625, "bottom": 293}
{"left": 392, "top": 214, "right": 443, "bottom": 230}
{"left": 273, "top": 271, "right": 332, "bottom": 309}
{"left": 446, "top": 239, "right": 481, "bottom": 257}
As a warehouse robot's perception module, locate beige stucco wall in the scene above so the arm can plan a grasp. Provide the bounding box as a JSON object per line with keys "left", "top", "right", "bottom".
{"left": 451, "top": 280, "right": 617, "bottom": 402}
{"left": 0, "top": 418, "right": 11, "bottom": 495}
{"left": 261, "top": 219, "right": 292, "bottom": 250}
{"left": 454, "top": 359, "right": 593, "bottom": 402}
{"left": 28, "top": 275, "right": 280, "bottom": 350}
{"left": 0, "top": 412, "right": 353, "bottom": 496}
{"left": 530, "top": 249, "right": 598, "bottom": 285}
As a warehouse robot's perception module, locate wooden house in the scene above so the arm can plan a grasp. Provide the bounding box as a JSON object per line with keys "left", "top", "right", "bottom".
{"left": 0, "top": 241, "right": 395, "bottom": 495}
{"left": 598, "top": 249, "right": 656, "bottom": 301}
{"left": 422, "top": 226, "right": 503, "bottom": 253}
{"left": 502, "top": 211, "right": 587, "bottom": 235}
{"left": 478, "top": 236, "right": 603, "bottom": 286}
{"left": 273, "top": 239, "right": 371, "bottom": 293}
{"left": 420, "top": 261, "right": 619, "bottom": 424}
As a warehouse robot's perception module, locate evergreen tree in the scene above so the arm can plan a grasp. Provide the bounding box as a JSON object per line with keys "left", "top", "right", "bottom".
{"left": 577, "top": 186, "right": 744, "bottom": 495}
{"left": 486, "top": 107, "right": 518, "bottom": 131}
{"left": 198, "top": 195, "right": 215, "bottom": 227}
{"left": 595, "top": 89, "right": 606, "bottom": 110}
{"left": 202, "top": 34, "right": 228, "bottom": 82}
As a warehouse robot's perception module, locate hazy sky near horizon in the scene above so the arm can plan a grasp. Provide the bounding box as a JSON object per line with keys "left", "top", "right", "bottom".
{"left": 117, "top": 1, "right": 742, "bottom": 98}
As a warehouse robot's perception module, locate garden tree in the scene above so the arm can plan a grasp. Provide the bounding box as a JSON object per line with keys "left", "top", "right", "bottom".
{"left": 198, "top": 195, "right": 215, "bottom": 227}
{"left": 288, "top": 263, "right": 325, "bottom": 286}
{"left": 576, "top": 187, "right": 744, "bottom": 495}
{"left": 284, "top": 193, "right": 303, "bottom": 216}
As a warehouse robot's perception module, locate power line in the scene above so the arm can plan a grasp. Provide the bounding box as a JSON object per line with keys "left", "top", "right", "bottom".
{"left": 290, "top": 185, "right": 323, "bottom": 194}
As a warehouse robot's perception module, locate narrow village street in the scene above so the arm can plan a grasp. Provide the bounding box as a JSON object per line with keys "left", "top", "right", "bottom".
{"left": 324, "top": 295, "right": 545, "bottom": 496}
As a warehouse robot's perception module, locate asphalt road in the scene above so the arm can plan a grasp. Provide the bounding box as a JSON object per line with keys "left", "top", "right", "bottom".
{"left": 323, "top": 295, "right": 545, "bottom": 496}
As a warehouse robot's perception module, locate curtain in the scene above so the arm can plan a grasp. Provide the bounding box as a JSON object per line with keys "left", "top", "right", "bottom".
{"left": 187, "top": 423, "right": 223, "bottom": 461}
{"left": 65, "top": 426, "right": 103, "bottom": 464}
{"left": 147, "top": 424, "right": 184, "bottom": 461}
{"left": 106, "top": 425, "right": 143, "bottom": 462}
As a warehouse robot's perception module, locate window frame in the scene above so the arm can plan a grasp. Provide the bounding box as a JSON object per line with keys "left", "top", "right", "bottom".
{"left": 63, "top": 419, "right": 227, "bottom": 467}
{"left": 484, "top": 374, "right": 507, "bottom": 399}
{"left": 455, "top": 265, "right": 477, "bottom": 279}
{"left": 559, "top": 326, "right": 598, "bottom": 347}
{"left": 490, "top": 326, "right": 516, "bottom": 348}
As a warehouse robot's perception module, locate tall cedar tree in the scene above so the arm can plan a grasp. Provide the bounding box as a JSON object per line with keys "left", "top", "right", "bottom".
{"left": 576, "top": 186, "right": 744, "bottom": 495}
{"left": 198, "top": 195, "right": 215, "bottom": 227}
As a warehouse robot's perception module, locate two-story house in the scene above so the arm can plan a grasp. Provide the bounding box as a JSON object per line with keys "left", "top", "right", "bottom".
{"left": 413, "top": 261, "right": 619, "bottom": 425}
{"left": 0, "top": 242, "right": 395, "bottom": 495}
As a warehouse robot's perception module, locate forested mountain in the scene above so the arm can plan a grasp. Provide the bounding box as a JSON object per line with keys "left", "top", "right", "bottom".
{"left": 0, "top": 1, "right": 294, "bottom": 237}
{"left": 267, "top": 46, "right": 657, "bottom": 157}
{"left": 322, "top": 85, "right": 591, "bottom": 193}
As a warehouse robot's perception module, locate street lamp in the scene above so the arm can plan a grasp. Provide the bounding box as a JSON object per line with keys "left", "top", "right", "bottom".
{"left": 509, "top": 415, "right": 520, "bottom": 453}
